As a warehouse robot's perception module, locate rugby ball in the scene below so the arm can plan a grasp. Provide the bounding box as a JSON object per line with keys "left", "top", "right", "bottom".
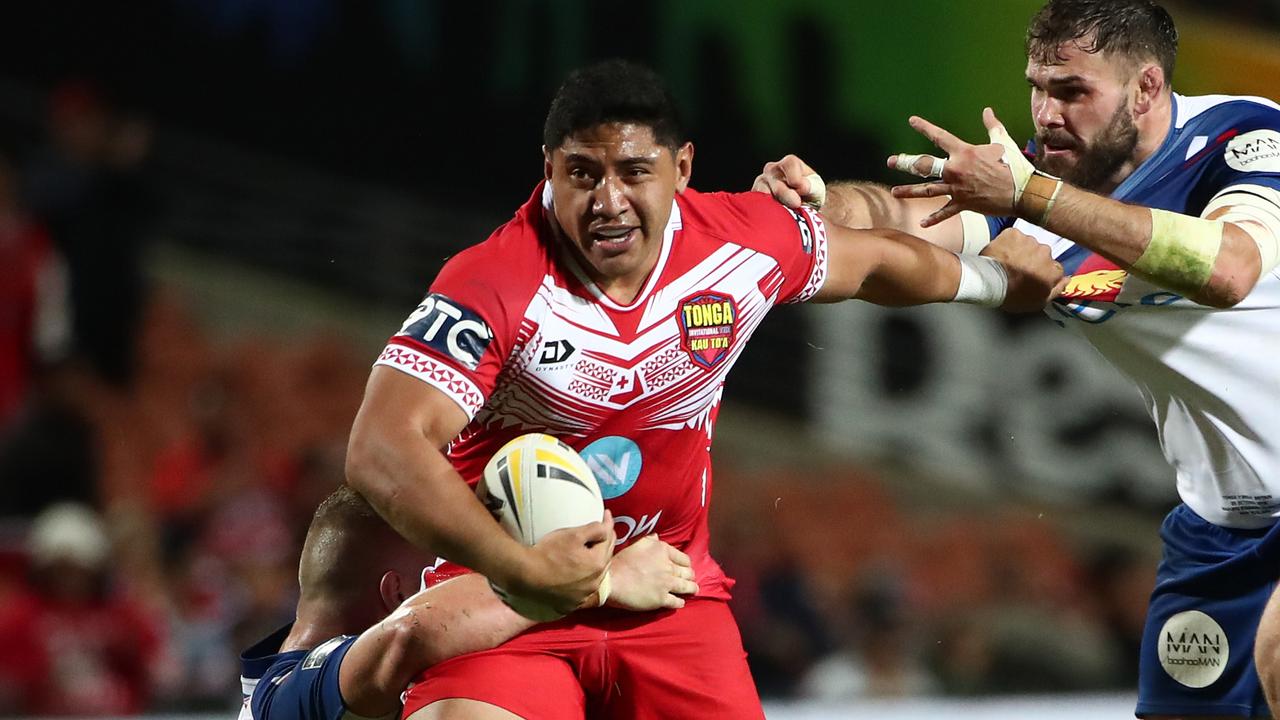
{"left": 476, "top": 433, "right": 605, "bottom": 620}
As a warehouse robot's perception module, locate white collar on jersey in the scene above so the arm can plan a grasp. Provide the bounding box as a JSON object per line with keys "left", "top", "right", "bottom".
{"left": 540, "top": 181, "right": 682, "bottom": 311}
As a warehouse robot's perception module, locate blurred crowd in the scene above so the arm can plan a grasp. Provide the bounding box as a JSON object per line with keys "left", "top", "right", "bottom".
{"left": 0, "top": 83, "right": 1156, "bottom": 716}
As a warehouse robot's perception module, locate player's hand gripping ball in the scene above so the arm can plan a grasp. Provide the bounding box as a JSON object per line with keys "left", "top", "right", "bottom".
{"left": 477, "top": 433, "right": 607, "bottom": 620}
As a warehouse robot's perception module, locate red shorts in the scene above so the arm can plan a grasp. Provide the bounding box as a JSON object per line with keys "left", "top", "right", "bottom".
{"left": 402, "top": 597, "right": 763, "bottom": 720}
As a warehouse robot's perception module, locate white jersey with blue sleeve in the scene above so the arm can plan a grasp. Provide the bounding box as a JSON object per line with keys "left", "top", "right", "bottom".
{"left": 985, "top": 93, "right": 1280, "bottom": 529}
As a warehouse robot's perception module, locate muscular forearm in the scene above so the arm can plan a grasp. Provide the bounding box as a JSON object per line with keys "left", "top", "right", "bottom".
{"left": 1034, "top": 184, "right": 1260, "bottom": 307}
{"left": 814, "top": 226, "right": 960, "bottom": 305}
{"left": 855, "top": 229, "right": 964, "bottom": 306}
{"left": 339, "top": 575, "right": 534, "bottom": 717}
{"left": 825, "top": 182, "right": 963, "bottom": 251}
{"left": 823, "top": 181, "right": 900, "bottom": 228}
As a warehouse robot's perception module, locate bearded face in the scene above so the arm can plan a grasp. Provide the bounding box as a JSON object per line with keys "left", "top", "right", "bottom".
{"left": 1034, "top": 96, "right": 1140, "bottom": 191}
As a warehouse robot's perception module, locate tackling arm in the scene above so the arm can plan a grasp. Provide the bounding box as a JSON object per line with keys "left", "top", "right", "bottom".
{"left": 345, "top": 367, "right": 613, "bottom": 613}
{"left": 335, "top": 536, "right": 698, "bottom": 718}
{"left": 753, "top": 154, "right": 971, "bottom": 252}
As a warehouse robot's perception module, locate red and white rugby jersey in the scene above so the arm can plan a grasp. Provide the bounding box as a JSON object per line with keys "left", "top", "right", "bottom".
{"left": 376, "top": 182, "right": 828, "bottom": 599}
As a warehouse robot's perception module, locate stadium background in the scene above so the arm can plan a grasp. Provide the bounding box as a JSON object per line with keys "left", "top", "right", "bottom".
{"left": 1, "top": 1, "right": 1278, "bottom": 717}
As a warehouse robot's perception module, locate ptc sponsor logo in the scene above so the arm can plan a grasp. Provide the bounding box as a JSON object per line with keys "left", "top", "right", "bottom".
{"left": 581, "top": 436, "right": 642, "bottom": 499}
{"left": 397, "top": 293, "right": 493, "bottom": 370}
{"left": 678, "top": 291, "right": 737, "bottom": 370}
{"left": 1157, "top": 610, "right": 1228, "bottom": 688}
{"left": 1225, "top": 129, "right": 1280, "bottom": 172}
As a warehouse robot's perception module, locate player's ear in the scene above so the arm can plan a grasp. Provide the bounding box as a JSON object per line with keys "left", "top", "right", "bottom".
{"left": 544, "top": 145, "right": 554, "bottom": 183}
{"left": 378, "top": 571, "right": 406, "bottom": 613}
{"left": 674, "top": 142, "right": 694, "bottom": 193}
{"left": 1134, "top": 63, "right": 1164, "bottom": 115}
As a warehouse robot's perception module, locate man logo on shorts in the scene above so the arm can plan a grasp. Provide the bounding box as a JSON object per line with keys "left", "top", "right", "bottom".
{"left": 1157, "top": 610, "right": 1229, "bottom": 688}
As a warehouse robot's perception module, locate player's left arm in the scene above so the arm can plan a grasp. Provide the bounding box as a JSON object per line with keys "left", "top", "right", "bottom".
{"left": 334, "top": 536, "right": 699, "bottom": 718}
{"left": 889, "top": 108, "right": 1280, "bottom": 308}
{"left": 337, "top": 573, "right": 528, "bottom": 719}
{"left": 812, "top": 222, "right": 1065, "bottom": 312}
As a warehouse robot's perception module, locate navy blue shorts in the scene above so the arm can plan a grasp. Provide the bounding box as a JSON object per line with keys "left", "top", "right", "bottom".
{"left": 252, "top": 635, "right": 359, "bottom": 720}
{"left": 1137, "top": 504, "right": 1280, "bottom": 717}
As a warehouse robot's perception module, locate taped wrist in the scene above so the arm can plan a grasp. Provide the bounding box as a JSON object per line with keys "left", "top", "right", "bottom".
{"left": 1017, "top": 171, "right": 1064, "bottom": 225}
{"left": 953, "top": 254, "right": 1008, "bottom": 307}
{"left": 1132, "top": 209, "right": 1224, "bottom": 296}
{"left": 987, "top": 122, "right": 1063, "bottom": 224}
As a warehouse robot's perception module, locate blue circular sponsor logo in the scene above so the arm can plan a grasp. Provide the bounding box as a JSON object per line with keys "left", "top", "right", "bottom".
{"left": 581, "top": 436, "right": 642, "bottom": 499}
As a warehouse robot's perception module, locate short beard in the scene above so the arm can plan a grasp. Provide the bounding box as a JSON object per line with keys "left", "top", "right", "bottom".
{"left": 1035, "top": 101, "right": 1139, "bottom": 191}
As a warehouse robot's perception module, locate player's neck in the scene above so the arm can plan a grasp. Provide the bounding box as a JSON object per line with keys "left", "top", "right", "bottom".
{"left": 281, "top": 597, "right": 364, "bottom": 653}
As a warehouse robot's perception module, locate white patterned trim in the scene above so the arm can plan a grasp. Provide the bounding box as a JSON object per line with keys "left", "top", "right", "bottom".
{"left": 792, "top": 207, "right": 829, "bottom": 303}
{"left": 376, "top": 345, "right": 486, "bottom": 419}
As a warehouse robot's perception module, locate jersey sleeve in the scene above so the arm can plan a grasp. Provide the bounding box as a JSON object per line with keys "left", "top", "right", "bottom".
{"left": 1195, "top": 104, "right": 1280, "bottom": 204}
{"left": 704, "top": 192, "right": 829, "bottom": 304}
{"left": 374, "top": 242, "right": 528, "bottom": 420}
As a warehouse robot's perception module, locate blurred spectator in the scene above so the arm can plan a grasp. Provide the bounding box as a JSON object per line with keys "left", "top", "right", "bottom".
{"left": 23, "top": 81, "right": 155, "bottom": 387}
{"left": 0, "top": 503, "right": 162, "bottom": 716}
{"left": 1085, "top": 543, "right": 1158, "bottom": 689}
{"left": 801, "top": 573, "right": 939, "bottom": 700}
{"left": 0, "top": 150, "right": 68, "bottom": 435}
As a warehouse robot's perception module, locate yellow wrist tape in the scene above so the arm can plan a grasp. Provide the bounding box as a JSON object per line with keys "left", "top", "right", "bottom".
{"left": 1132, "top": 209, "right": 1225, "bottom": 296}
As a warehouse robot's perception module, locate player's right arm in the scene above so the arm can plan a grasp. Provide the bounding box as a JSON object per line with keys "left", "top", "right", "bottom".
{"left": 346, "top": 368, "right": 613, "bottom": 613}
{"left": 753, "top": 154, "right": 972, "bottom": 252}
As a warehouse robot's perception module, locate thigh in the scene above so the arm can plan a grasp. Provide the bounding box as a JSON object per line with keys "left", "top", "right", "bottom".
{"left": 403, "top": 650, "right": 585, "bottom": 720}
{"left": 598, "top": 599, "right": 764, "bottom": 720}
{"left": 1136, "top": 507, "right": 1276, "bottom": 718}
{"left": 407, "top": 699, "right": 525, "bottom": 720}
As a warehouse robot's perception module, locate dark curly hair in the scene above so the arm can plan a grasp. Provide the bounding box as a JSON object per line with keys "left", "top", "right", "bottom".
{"left": 1026, "top": 0, "right": 1178, "bottom": 82}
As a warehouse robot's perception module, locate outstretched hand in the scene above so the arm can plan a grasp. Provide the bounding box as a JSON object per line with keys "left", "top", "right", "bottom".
{"left": 887, "top": 108, "right": 1024, "bottom": 227}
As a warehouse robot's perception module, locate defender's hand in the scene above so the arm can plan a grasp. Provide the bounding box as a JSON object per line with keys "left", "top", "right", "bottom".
{"left": 514, "top": 511, "right": 616, "bottom": 614}
{"left": 606, "top": 535, "right": 698, "bottom": 611}
{"left": 888, "top": 108, "right": 1022, "bottom": 226}
{"left": 753, "top": 154, "right": 825, "bottom": 209}
{"left": 981, "top": 228, "right": 1068, "bottom": 312}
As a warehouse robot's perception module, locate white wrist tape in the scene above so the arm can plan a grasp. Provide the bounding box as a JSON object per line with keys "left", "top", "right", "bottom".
{"left": 988, "top": 123, "right": 1035, "bottom": 205}
{"left": 953, "top": 254, "right": 1008, "bottom": 307}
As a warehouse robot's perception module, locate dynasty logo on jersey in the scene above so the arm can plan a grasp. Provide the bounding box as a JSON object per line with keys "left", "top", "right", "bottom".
{"left": 678, "top": 292, "right": 737, "bottom": 369}
{"left": 397, "top": 293, "right": 494, "bottom": 369}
